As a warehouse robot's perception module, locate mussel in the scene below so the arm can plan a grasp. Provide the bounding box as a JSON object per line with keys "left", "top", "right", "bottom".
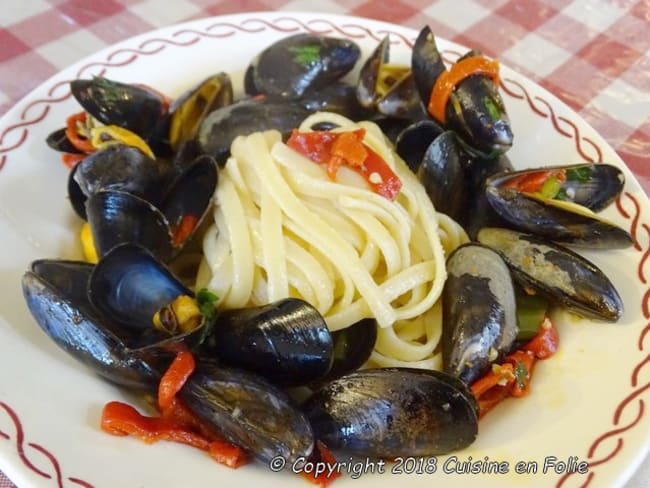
{"left": 198, "top": 98, "right": 310, "bottom": 164}
{"left": 485, "top": 167, "right": 633, "bottom": 249}
{"left": 70, "top": 77, "right": 168, "bottom": 140}
{"left": 244, "top": 33, "right": 361, "bottom": 100}
{"left": 21, "top": 259, "right": 161, "bottom": 390}
{"left": 442, "top": 243, "right": 518, "bottom": 384}
{"left": 411, "top": 26, "right": 513, "bottom": 157}
{"left": 357, "top": 35, "right": 421, "bottom": 119}
{"left": 200, "top": 298, "right": 333, "bottom": 386}
{"left": 303, "top": 368, "right": 478, "bottom": 457}
{"left": 477, "top": 227, "right": 624, "bottom": 321}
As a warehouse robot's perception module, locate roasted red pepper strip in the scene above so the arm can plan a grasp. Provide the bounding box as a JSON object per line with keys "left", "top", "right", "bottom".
{"left": 61, "top": 152, "right": 86, "bottom": 169}
{"left": 428, "top": 56, "right": 500, "bottom": 124}
{"left": 101, "top": 350, "right": 248, "bottom": 469}
{"left": 65, "top": 111, "right": 95, "bottom": 154}
{"left": 171, "top": 214, "right": 199, "bottom": 248}
{"left": 158, "top": 349, "right": 196, "bottom": 411}
{"left": 471, "top": 317, "right": 559, "bottom": 418}
{"left": 503, "top": 170, "right": 566, "bottom": 194}
{"left": 301, "top": 441, "right": 341, "bottom": 487}
{"left": 286, "top": 128, "right": 402, "bottom": 201}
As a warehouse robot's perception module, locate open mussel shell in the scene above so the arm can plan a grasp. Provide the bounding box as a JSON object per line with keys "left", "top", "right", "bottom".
{"left": 22, "top": 260, "right": 160, "bottom": 390}
{"left": 318, "top": 318, "right": 377, "bottom": 384}
{"left": 357, "top": 35, "right": 420, "bottom": 119}
{"left": 168, "top": 72, "right": 233, "bottom": 151}
{"left": 478, "top": 227, "right": 624, "bottom": 321}
{"left": 160, "top": 154, "right": 218, "bottom": 246}
{"left": 299, "top": 81, "right": 373, "bottom": 122}
{"left": 73, "top": 144, "right": 170, "bottom": 205}
{"left": 46, "top": 127, "right": 79, "bottom": 154}
{"left": 395, "top": 119, "right": 445, "bottom": 172}
{"left": 303, "top": 368, "right": 478, "bottom": 457}
{"left": 71, "top": 77, "right": 167, "bottom": 139}
{"left": 411, "top": 26, "right": 512, "bottom": 156}
{"left": 68, "top": 162, "right": 88, "bottom": 220}
{"left": 89, "top": 243, "right": 191, "bottom": 333}
{"left": 485, "top": 184, "right": 633, "bottom": 249}
{"left": 86, "top": 190, "right": 174, "bottom": 262}
{"left": 244, "top": 33, "right": 361, "bottom": 100}
{"left": 488, "top": 163, "right": 625, "bottom": 212}
{"left": 198, "top": 98, "right": 310, "bottom": 164}
{"left": 179, "top": 359, "right": 315, "bottom": 464}
{"left": 442, "top": 243, "right": 518, "bottom": 385}
{"left": 200, "top": 298, "right": 333, "bottom": 386}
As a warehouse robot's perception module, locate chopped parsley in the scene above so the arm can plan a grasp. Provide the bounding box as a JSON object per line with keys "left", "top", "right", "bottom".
{"left": 196, "top": 288, "right": 219, "bottom": 321}
{"left": 514, "top": 360, "right": 529, "bottom": 390}
{"left": 289, "top": 44, "right": 321, "bottom": 67}
{"left": 566, "top": 166, "right": 592, "bottom": 183}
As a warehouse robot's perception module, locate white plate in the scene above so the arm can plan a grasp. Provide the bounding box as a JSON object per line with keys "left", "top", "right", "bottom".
{"left": 0, "top": 12, "right": 649, "bottom": 488}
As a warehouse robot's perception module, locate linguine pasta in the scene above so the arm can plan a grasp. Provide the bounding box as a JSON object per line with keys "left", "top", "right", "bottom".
{"left": 196, "top": 113, "right": 468, "bottom": 369}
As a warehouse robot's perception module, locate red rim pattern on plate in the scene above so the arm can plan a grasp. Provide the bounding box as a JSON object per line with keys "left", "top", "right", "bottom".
{"left": 0, "top": 15, "right": 648, "bottom": 488}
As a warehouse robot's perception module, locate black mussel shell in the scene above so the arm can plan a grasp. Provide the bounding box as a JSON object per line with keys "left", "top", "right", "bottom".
{"left": 168, "top": 72, "right": 234, "bottom": 151}
{"left": 394, "top": 118, "right": 445, "bottom": 172}
{"left": 442, "top": 243, "right": 518, "bottom": 384}
{"left": 318, "top": 318, "right": 377, "bottom": 384}
{"left": 303, "top": 368, "right": 478, "bottom": 457}
{"left": 160, "top": 154, "right": 218, "bottom": 250}
{"left": 88, "top": 243, "right": 191, "bottom": 332}
{"left": 200, "top": 298, "right": 332, "bottom": 386}
{"left": 488, "top": 164, "right": 625, "bottom": 212}
{"left": 411, "top": 26, "right": 446, "bottom": 108}
{"left": 485, "top": 184, "right": 633, "bottom": 249}
{"left": 46, "top": 127, "right": 80, "bottom": 154}
{"left": 86, "top": 190, "right": 174, "bottom": 262}
{"left": 71, "top": 77, "right": 167, "bottom": 138}
{"left": 245, "top": 34, "right": 361, "bottom": 100}
{"left": 180, "top": 360, "right": 315, "bottom": 464}
{"left": 22, "top": 260, "right": 160, "bottom": 390}
{"left": 461, "top": 154, "right": 513, "bottom": 239}
{"left": 299, "top": 81, "right": 373, "bottom": 121}
{"left": 198, "top": 98, "right": 310, "bottom": 164}
{"left": 416, "top": 131, "right": 468, "bottom": 221}
{"left": 68, "top": 162, "right": 88, "bottom": 220}
{"left": 73, "top": 144, "right": 170, "bottom": 205}
{"left": 477, "top": 227, "right": 624, "bottom": 321}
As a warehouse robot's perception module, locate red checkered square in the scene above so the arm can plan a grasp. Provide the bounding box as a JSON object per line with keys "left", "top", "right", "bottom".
{"left": 56, "top": 0, "right": 127, "bottom": 27}
{"left": 453, "top": 13, "right": 529, "bottom": 58}
{"left": 402, "top": 16, "right": 459, "bottom": 41}
{"left": 617, "top": 122, "right": 650, "bottom": 185}
{"left": 576, "top": 33, "right": 643, "bottom": 78}
{"left": 0, "top": 29, "right": 32, "bottom": 63}
{"left": 200, "top": 0, "right": 274, "bottom": 16}
{"left": 88, "top": 10, "right": 153, "bottom": 44}
{"left": 619, "top": 53, "right": 650, "bottom": 92}
{"left": 603, "top": 11, "right": 649, "bottom": 53}
{"left": 630, "top": 0, "right": 650, "bottom": 20}
{"left": 352, "top": 0, "right": 420, "bottom": 24}
{"left": 4, "top": 10, "right": 80, "bottom": 50}
{"left": 496, "top": 0, "right": 558, "bottom": 31}
{"left": 536, "top": 13, "right": 597, "bottom": 52}
{"left": 0, "top": 51, "right": 56, "bottom": 103}
{"left": 539, "top": 57, "right": 611, "bottom": 112}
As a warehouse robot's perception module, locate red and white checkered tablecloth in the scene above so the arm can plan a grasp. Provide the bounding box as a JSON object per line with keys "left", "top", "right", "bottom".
{"left": 0, "top": 1, "right": 648, "bottom": 487}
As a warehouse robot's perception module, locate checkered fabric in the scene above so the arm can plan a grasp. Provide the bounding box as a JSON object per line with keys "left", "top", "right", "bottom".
{"left": 0, "top": 1, "right": 648, "bottom": 487}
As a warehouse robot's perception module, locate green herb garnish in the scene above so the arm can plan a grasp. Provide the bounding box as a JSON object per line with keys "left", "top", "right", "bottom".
{"left": 289, "top": 44, "right": 321, "bottom": 67}
{"left": 566, "top": 166, "right": 592, "bottom": 183}
{"left": 514, "top": 360, "right": 529, "bottom": 390}
{"left": 483, "top": 95, "right": 502, "bottom": 121}
{"left": 196, "top": 288, "right": 219, "bottom": 321}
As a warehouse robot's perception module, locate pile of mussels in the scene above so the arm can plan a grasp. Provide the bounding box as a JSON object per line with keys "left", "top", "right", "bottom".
{"left": 22, "top": 26, "right": 632, "bottom": 467}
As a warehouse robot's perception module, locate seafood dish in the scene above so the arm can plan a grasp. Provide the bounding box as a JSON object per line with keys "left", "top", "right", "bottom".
{"left": 6, "top": 15, "right": 642, "bottom": 488}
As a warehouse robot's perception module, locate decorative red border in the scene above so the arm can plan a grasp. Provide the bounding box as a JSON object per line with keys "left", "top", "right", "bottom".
{"left": 0, "top": 14, "right": 648, "bottom": 488}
